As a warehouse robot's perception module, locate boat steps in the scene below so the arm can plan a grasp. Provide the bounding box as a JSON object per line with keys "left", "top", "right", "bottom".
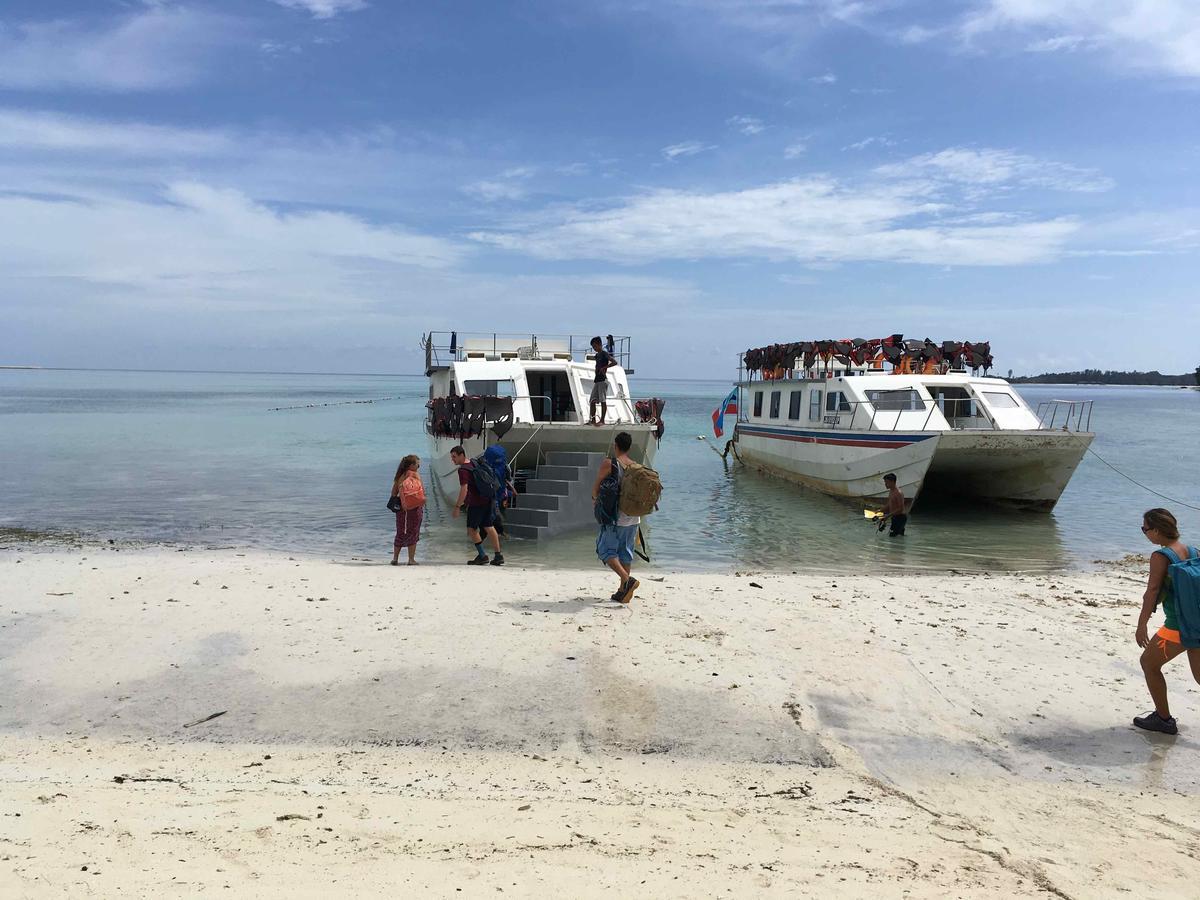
{"left": 504, "top": 450, "right": 607, "bottom": 540}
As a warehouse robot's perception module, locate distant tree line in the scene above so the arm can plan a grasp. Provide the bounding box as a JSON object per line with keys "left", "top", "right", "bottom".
{"left": 1010, "top": 368, "right": 1198, "bottom": 386}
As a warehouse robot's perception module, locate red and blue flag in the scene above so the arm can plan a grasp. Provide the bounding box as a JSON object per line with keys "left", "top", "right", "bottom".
{"left": 711, "top": 388, "right": 738, "bottom": 438}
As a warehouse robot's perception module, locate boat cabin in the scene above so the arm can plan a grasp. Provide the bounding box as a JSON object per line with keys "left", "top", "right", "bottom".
{"left": 424, "top": 332, "right": 643, "bottom": 426}
{"left": 739, "top": 366, "right": 1045, "bottom": 434}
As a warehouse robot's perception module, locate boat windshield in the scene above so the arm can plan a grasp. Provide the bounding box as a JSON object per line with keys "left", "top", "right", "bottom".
{"left": 464, "top": 378, "right": 517, "bottom": 398}
{"left": 866, "top": 389, "right": 923, "bottom": 411}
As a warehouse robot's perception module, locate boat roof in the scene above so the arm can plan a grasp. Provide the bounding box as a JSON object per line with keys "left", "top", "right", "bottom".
{"left": 424, "top": 331, "right": 634, "bottom": 375}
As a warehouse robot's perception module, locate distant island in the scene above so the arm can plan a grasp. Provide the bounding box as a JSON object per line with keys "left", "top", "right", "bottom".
{"left": 1010, "top": 368, "right": 1200, "bottom": 386}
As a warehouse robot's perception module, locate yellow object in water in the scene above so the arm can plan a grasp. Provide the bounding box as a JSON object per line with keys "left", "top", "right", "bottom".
{"left": 863, "top": 509, "right": 884, "bottom": 520}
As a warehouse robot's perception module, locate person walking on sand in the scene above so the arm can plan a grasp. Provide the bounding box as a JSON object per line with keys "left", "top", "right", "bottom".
{"left": 1133, "top": 508, "right": 1200, "bottom": 735}
{"left": 450, "top": 445, "right": 504, "bottom": 566}
{"left": 390, "top": 455, "right": 426, "bottom": 566}
{"left": 878, "top": 473, "right": 907, "bottom": 537}
{"left": 587, "top": 335, "right": 614, "bottom": 426}
{"left": 592, "top": 432, "right": 640, "bottom": 603}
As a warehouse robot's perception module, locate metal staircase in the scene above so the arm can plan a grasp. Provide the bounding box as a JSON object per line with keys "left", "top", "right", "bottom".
{"left": 502, "top": 451, "right": 606, "bottom": 540}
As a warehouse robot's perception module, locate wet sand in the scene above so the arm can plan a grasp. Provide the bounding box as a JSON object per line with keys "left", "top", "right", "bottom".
{"left": 1, "top": 547, "right": 1198, "bottom": 897}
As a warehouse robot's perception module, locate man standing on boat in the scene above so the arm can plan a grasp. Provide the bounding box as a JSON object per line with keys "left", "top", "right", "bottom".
{"left": 880, "top": 473, "right": 908, "bottom": 537}
{"left": 588, "top": 336, "right": 613, "bottom": 426}
{"left": 450, "top": 446, "right": 504, "bottom": 566}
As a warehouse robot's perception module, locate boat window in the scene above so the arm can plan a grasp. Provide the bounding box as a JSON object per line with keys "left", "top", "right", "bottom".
{"left": 769, "top": 390, "right": 781, "bottom": 418}
{"left": 809, "top": 389, "right": 822, "bottom": 421}
{"left": 464, "top": 379, "right": 516, "bottom": 398}
{"left": 753, "top": 391, "right": 763, "bottom": 417}
{"left": 983, "top": 391, "right": 1019, "bottom": 409}
{"left": 788, "top": 390, "right": 802, "bottom": 420}
{"left": 867, "top": 389, "right": 922, "bottom": 411}
{"left": 825, "top": 391, "right": 852, "bottom": 413}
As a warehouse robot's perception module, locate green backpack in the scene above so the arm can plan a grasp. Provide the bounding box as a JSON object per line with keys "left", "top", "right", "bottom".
{"left": 618, "top": 462, "right": 662, "bottom": 518}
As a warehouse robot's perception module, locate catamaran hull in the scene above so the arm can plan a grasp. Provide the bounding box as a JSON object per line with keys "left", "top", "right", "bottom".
{"left": 733, "top": 424, "right": 1091, "bottom": 511}
{"left": 920, "top": 430, "right": 1093, "bottom": 511}
{"left": 733, "top": 423, "right": 940, "bottom": 506}
{"left": 430, "top": 423, "right": 659, "bottom": 505}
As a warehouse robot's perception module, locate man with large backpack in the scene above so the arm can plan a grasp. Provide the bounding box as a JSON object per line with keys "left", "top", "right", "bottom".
{"left": 591, "top": 432, "right": 661, "bottom": 604}
{"left": 450, "top": 445, "right": 504, "bottom": 566}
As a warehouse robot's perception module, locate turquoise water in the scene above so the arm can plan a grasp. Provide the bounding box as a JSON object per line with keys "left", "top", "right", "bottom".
{"left": 1, "top": 369, "right": 1198, "bottom": 573}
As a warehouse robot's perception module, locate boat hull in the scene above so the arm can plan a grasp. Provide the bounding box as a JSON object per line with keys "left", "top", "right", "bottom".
{"left": 733, "top": 423, "right": 940, "bottom": 506}
{"left": 733, "top": 423, "right": 1091, "bottom": 512}
{"left": 920, "top": 430, "right": 1093, "bottom": 511}
{"left": 430, "top": 423, "right": 659, "bottom": 504}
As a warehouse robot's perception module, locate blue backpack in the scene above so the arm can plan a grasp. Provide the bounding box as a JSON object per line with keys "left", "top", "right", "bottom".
{"left": 1159, "top": 546, "right": 1200, "bottom": 648}
{"left": 481, "top": 445, "right": 513, "bottom": 507}
{"left": 594, "top": 457, "right": 620, "bottom": 527}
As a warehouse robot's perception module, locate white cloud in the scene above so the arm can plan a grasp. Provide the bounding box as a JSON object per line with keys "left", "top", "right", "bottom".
{"left": 467, "top": 176, "right": 1081, "bottom": 267}
{"left": 462, "top": 166, "right": 537, "bottom": 202}
{"left": 727, "top": 115, "right": 766, "bottom": 135}
{"left": 784, "top": 141, "right": 807, "bottom": 158}
{"left": 809, "top": 72, "right": 837, "bottom": 84}
{"left": 1025, "top": 34, "right": 1092, "bottom": 53}
{"left": 960, "top": 0, "right": 1200, "bottom": 77}
{"left": 463, "top": 180, "right": 528, "bottom": 202}
{"left": 844, "top": 135, "right": 896, "bottom": 151}
{"left": 0, "top": 183, "right": 462, "bottom": 308}
{"left": 661, "top": 140, "right": 716, "bottom": 160}
{"left": 0, "top": 108, "right": 234, "bottom": 156}
{"left": 271, "top": 0, "right": 369, "bottom": 19}
{"left": 875, "top": 147, "right": 1114, "bottom": 193}
{"left": 0, "top": 7, "right": 236, "bottom": 91}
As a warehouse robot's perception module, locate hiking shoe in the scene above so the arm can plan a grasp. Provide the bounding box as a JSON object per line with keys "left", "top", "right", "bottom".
{"left": 489, "top": 553, "right": 505, "bottom": 566}
{"left": 467, "top": 555, "right": 489, "bottom": 566}
{"left": 1134, "top": 711, "right": 1178, "bottom": 735}
{"left": 618, "top": 577, "right": 639, "bottom": 604}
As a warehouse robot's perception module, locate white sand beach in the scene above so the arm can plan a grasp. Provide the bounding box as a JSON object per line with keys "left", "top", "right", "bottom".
{"left": 2, "top": 545, "right": 1198, "bottom": 898}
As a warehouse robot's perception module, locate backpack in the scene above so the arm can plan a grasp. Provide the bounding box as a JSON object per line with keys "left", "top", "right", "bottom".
{"left": 618, "top": 461, "right": 662, "bottom": 518}
{"left": 399, "top": 475, "right": 426, "bottom": 511}
{"left": 463, "top": 459, "right": 501, "bottom": 500}
{"left": 1158, "top": 546, "right": 1200, "bottom": 648}
{"left": 594, "top": 457, "right": 621, "bottom": 527}
{"left": 482, "top": 445, "right": 513, "bottom": 507}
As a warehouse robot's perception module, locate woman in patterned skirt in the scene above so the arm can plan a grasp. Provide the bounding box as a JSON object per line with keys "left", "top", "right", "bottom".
{"left": 390, "top": 455, "right": 426, "bottom": 566}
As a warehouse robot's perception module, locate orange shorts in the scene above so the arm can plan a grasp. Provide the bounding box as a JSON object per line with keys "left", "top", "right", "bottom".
{"left": 1155, "top": 627, "right": 1182, "bottom": 652}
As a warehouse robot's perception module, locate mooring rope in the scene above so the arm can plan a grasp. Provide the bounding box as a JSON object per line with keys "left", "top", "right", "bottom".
{"left": 1080, "top": 441, "right": 1200, "bottom": 512}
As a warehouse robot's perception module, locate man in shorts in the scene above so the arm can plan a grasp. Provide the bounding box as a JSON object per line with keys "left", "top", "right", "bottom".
{"left": 591, "top": 432, "right": 640, "bottom": 603}
{"left": 450, "top": 445, "right": 504, "bottom": 566}
{"left": 880, "top": 473, "right": 907, "bottom": 537}
{"left": 587, "top": 335, "right": 614, "bottom": 426}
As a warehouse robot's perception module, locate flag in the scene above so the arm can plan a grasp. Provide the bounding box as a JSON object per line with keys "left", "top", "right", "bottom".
{"left": 711, "top": 388, "right": 738, "bottom": 438}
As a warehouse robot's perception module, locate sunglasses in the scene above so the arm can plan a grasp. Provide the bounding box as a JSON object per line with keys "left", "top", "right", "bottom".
{"left": 1141, "top": 525, "right": 1151, "bottom": 533}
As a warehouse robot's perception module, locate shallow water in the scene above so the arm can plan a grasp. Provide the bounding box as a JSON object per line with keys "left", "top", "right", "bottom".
{"left": 1, "top": 369, "right": 1197, "bottom": 572}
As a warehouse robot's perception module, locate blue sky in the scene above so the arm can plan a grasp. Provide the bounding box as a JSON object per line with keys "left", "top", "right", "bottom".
{"left": 3, "top": 0, "right": 1199, "bottom": 377}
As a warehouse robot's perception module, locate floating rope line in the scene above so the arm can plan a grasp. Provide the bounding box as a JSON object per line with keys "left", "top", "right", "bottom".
{"left": 268, "top": 396, "right": 403, "bottom": 412}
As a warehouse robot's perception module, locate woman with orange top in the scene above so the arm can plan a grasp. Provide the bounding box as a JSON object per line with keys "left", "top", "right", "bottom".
{"left": 390, "top": 454, "right": 426, "bottom": 566}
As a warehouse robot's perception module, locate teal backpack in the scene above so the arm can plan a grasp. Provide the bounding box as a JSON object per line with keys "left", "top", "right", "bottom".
{"left": 1159, "top": 546, "right": 1200, "bottom": 648}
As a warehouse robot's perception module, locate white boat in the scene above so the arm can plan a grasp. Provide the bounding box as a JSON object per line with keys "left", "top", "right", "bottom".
{"left": 723, "top": 340, "right": 1093, "bottom": 511}
{"left": 423, "top": 332, "right": 663, "bottom": 538}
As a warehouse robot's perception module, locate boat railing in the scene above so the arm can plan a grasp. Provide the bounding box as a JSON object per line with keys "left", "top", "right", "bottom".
{"left": 1035, "top": 399, "right": 1093, "bottom": 432}
{"left": 423, "top": 331, "right": 633, "bottom": 373}
{"left": 426, "top": 393, "right": 660, "bottom": 432}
